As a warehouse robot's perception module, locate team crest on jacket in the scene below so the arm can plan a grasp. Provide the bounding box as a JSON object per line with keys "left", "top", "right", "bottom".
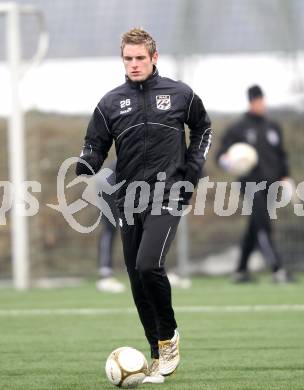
{"left": 267, "top": 129, "right": 279, "bottom": 145}
{"left": 156, "top": 95, "right": 171, "bottom": 111}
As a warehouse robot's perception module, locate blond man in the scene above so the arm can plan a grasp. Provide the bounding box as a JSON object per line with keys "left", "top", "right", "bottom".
{"left": 76, "top": 28, "right": 212, "bottom": 383}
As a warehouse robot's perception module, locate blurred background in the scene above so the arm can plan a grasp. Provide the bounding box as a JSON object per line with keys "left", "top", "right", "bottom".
{"left": 0, "top": 0, "right": 303, "bottom": 288}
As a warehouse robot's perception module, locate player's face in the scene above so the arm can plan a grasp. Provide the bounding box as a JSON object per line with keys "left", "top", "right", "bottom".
{"left": 122, "top": 44, "right": 158, "bottom": 82}
{"left": 250, "top": 97, "right": 266, "bottom": 116}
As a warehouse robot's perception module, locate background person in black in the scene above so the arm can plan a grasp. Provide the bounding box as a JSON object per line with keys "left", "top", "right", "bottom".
{"left": 76, "top": 28, "right": 212, "bottom": 383}
{"left": 216, "top": 85, "right": 292, "bottom": 283}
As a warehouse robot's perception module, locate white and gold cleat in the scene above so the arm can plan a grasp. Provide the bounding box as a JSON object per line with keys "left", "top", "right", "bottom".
{"left": 142, "top": 359, "right": 165, "bottom": 384}
{"left": 158, "top": 330, "right": 180, "bottom": 376}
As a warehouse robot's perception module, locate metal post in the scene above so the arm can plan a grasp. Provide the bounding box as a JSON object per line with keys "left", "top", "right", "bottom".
{"left": 175, "top": 56, "right": 190, "bottom": 277}
{"left": 6, "top": 3, "right": 29, "bottom": 290}
{"left": 1, "top": 2, "right": 48, "bottom": 289}
{"left": 177, "top": 212, "right": 190, "bottom": 276}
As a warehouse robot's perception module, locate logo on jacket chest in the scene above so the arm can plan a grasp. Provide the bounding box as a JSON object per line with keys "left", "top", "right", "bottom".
{"left": 120, "top": 98, "right": 132, "bottom": 114}
{"left": 266, "top": 129, "right": 279, "bottom": 145}
{"left": 156, "top": 95, "right": 171, "bottom": 111}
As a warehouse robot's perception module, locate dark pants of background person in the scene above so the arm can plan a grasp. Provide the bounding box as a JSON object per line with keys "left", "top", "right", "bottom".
{"left": 119, "top": 207, "right": 180, "bottom": 359}
{"left": 98, "top": 217, "right": 117, "bottom": 278}
{"left": 237, "top": 189, "right": 282, "bottom": 273}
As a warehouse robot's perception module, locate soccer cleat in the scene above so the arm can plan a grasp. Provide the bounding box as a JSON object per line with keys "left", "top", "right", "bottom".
{"left": 142, "top": 359, "right": 165, "bottom": 384}
{"left": 96, "top": 277, "right": 125, "bottom": 293}
{"left": 272, "top": 269, "right": 294, "bottom": 284}
{"left": 167, "top": 272, "right": 191, "bottom": 289}
{"left": 158, "top": 330, "right": 180, "bottom": 376}
{"left": 232, "top": 271, "right": 255, "bottom": 283}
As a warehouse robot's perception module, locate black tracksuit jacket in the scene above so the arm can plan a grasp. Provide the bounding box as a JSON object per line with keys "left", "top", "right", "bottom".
{"left": 216, "top": 112, "right": 289, "bottom": 184}
{"left": 76, "top": 67, "right": 212, "bottom": 208}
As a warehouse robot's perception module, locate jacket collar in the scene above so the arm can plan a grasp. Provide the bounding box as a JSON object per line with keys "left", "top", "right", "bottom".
{"left": 245, "top": 111, "right": 265, "bottom": 122}
{"left": 125, "top": 66, "right": 159, "bottom": 89}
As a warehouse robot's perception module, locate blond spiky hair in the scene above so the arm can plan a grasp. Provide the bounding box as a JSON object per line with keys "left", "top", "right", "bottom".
{"left": 121, "top": 28, "right": 157, "bottom": 58}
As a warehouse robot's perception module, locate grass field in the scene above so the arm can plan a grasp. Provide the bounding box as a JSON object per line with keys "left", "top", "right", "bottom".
{"left": 1, "top": 275, "right": 304, "bottom": 390}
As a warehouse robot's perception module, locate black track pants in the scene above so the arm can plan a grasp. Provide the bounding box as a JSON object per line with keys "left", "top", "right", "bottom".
{"left": 98, "top": 218, "right": 117, "bottom": 277}
{"left": 237, "top": 190, "right": 282, "bottom": 273}
{"left": 119, "top": 208, "right": 180, "bottom": 359}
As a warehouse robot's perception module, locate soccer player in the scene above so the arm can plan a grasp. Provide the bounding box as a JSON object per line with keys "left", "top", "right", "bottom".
{"left": 217, "top": 85, "right": 292, "bottom": 283}
{"left": 76, "top": 28, "right": 212, "bottom": 383}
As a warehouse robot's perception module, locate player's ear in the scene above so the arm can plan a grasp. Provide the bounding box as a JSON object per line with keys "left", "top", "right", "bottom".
{"left": 152, "top": 51, "right": 158, "bottom": 65}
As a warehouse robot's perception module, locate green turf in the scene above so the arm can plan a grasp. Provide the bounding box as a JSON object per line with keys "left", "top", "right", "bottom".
{"left": 1, "top": 275, "right": 304, "bottom": 389}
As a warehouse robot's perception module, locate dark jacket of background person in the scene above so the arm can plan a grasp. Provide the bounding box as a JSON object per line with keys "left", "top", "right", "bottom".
{"left": 216, "top": 111, "right": 289, "bottom": 184}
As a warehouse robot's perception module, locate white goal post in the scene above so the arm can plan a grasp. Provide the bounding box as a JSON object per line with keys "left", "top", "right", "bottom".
{"left": 0, "top": 2, "right": 48, "bottom": 289}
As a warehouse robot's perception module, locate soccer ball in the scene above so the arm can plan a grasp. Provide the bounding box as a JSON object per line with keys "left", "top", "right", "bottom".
{"left": 105, "top": 347, "right": 148, "bottom": 388}
{"left": 221, "top": 142, "right": 258, "bottom": 176}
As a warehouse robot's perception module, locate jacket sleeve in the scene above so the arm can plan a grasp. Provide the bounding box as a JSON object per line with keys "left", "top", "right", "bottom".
{"left": 76, "top": 99, "right": 113, "bottom": 176}
{"left": 215, "top": 123, "right": 240, "bottom": 165}
{"left": 276, "top": 124, "right": 289, "bottom": 178}
{"left": 184, "top": 92, "right": 212, "bottom": 187}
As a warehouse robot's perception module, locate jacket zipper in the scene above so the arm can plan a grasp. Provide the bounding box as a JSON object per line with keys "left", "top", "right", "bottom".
{"left": 140, "top": 83, "right": 148, "bottom": 180}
